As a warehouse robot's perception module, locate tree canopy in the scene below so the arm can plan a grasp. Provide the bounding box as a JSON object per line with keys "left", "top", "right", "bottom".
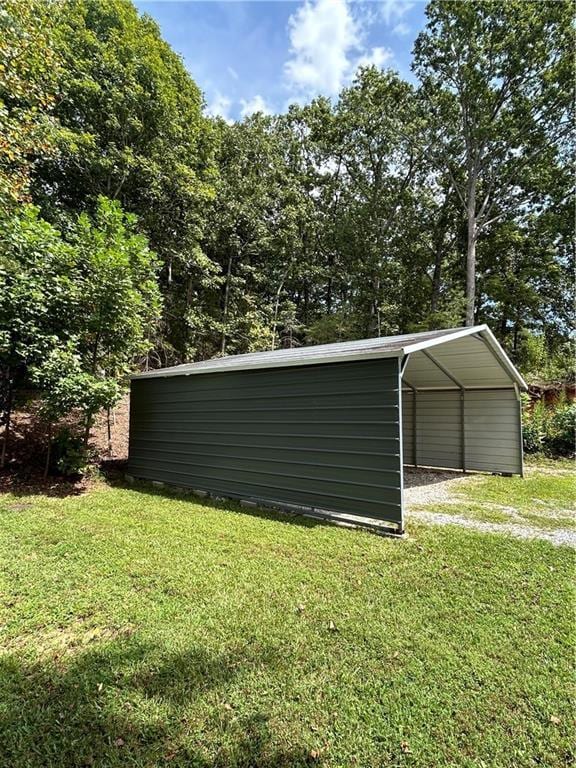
{"left": 0, "top": 0, "right": 573, "bottom": 467}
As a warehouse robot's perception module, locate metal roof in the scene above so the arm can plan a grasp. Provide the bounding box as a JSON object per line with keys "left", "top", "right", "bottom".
{"left": 132, "top": 324, "right": 527, "bottom": 389}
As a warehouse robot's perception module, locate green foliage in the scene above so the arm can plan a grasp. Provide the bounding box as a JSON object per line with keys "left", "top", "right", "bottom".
{"left": 546, "top": 402, "right": 576, "bottom": 457}
{"left": 523, "top": 397, "right": 575, "bottom": 457}
{"left": 30, "top": 345, "right": 120, "bottom": 424}
{"left": 32, "top": 0, "right": 217, "bottom": 362}
{"left": 522, "top": 401, "right": 546, "bottom": 455}
{"left": 305, "top": 313, "right": 361, "bottom": 345}
{"left": 68, "top": 196, "right": 162, "bottom": 380}
{"left": 0, "top": 197, "right": 161, "bottom": 465}
{"left": 51, "top": 427, "right": 89, "bottom": 476}
{"left": 516, "top": 332, "right": 574, "bottom": 382}
{"left": 0, "top": 0, "right": 59, "bottom": 205}
{"left": 0, "top": 205, "right": 78, "bottom": 387}
{"left": 413, "top": 0, "right": 573, "bottom": 325}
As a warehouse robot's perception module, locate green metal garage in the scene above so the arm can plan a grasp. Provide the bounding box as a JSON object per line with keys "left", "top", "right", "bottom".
{"left": 128, "top": 325, "right": 526, "bottom": 533}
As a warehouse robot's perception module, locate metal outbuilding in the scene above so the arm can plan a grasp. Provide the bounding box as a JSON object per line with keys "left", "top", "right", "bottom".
{"left": 128, "top": 325, "right": 526, "bottom": 533}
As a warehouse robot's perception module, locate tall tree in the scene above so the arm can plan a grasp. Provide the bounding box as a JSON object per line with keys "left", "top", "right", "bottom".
{"left": 0, "top": 207, "right": 78, "bottom": 466}
{"left": 0, "top": 0, "right": 59, "bottom": 206}
{"left": 31, "top": 0, "right": 217, "bottom": 362}
{"left": 0, "top": 198, "right": 162, "bottom": 466}
{"left": 414, "top": 0, "right": 573, "bottom": 325}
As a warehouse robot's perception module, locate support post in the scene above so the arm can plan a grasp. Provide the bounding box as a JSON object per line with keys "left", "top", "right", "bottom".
{"left": 413, "top": 387, "right": 418, "bottom": 468}
{"left": 514, "top": 383, "right": 524, "bottom": 477}
{"left": 460, "top": 389, "right": 466, "bottom": 472}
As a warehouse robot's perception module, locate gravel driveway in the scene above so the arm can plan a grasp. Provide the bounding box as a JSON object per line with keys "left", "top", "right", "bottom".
{"left": 404, "top": 467, "right": 576, "bottom": 547}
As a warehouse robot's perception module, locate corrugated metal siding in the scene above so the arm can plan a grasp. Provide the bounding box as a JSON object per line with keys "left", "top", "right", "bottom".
{"left": 401, "top": 389, "right": 415, "bottom": 465}
{"left": 464, "top": 389, "right": 522, "bottom": 474}
{"left": 401, "top": 388, "right": 522, "bottom": 474}
{"left": 129, "top": 358, "right": 403, "bottom": 525}
{"left": 416, "top": 391, "right": 462, "bottom": 468}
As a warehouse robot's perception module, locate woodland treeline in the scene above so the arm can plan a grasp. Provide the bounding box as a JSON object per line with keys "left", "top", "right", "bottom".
{"left": 0, "top": 0, "right": 573, "bottom": 464}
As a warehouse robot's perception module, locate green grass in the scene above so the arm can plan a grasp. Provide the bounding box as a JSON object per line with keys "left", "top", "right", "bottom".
{"left": 459, "top": 471, "right": 575, "bottom": 513}
{"left": 439, "top": 466, "right": 576, "bottom": 532}
{"left": 418, "top": 501, "right": 512, "bottom": 525}
{"left": 524, "top": 455, "right": 574, "bottom": 472}
{"left": 0, "top": 482, "right": 574, "bottom": 768}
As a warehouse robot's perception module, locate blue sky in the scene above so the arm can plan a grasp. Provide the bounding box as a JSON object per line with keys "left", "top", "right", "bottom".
{"left": 134, "top": 0, "right": 428, "bottom": 121}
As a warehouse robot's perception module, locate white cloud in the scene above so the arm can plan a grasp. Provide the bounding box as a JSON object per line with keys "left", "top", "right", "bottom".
{"left": 392, "top": 21, "right": 410, "bottom": 36}
{"left": 227, "top": 66, "right": 239, "bottom": 81}
{"left": 355, "top": 45, "right": 393, "bottom": 70}
{"left": 284, "top": 0, "right": 397, "bottom": 99}
{"left": 206, "top": 92, "right": 233, "bottom": 123}
{"left": 379, "top": 0, "right": 413, "bottom": 27}
{"left": 284, "top": 0, "right": 360, "bottom": 96}
{"left": 240, "top": 94, "right": 272, "bottom": 118}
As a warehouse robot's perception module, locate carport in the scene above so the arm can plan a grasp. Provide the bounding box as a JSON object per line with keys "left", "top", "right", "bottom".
{"left": 128, "top": 325, "right": 526, "bottom": 534}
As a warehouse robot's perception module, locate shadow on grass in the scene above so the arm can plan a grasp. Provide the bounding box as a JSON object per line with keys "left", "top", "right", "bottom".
{"left": 0, "top": 639, "right": 316, "bottom": 768}
{"left": 116, "top": 475, "right": 330, "bottom": 532}
{"left": 0, "top": 468, "right": 89, "bottom": 498}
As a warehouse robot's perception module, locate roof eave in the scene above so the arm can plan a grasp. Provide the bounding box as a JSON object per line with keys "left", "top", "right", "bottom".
{"left": 401, "top": 324, "right": 527, "bottom": 390}
{"left": 476, "top": 326, "right": 528, "bottom": 390}
{"left": 130, "top": 347, "right": 403, "bottom": 380}
{"left": 401, "top": 325, "right": 488, "bottom": 355}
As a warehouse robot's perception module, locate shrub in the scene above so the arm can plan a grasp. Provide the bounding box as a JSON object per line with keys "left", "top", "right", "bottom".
{"left": 546, "top": 403, "right": 575, "bottom": 457}
{"left": 51, "top": 427, "right": 88, "bottom": 476}
{"left": 523, "top": 398, "right": 575, "bottom": 457}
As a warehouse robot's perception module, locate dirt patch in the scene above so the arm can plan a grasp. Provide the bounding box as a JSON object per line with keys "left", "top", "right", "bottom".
{"left": 404, "top": 467, "right": 473, "bottom": 505}
{"left": 90, "top": 395, "right": 130, "bottom": 461}
{"left": 0, "top": 394, "right": 130, "bottom": 496}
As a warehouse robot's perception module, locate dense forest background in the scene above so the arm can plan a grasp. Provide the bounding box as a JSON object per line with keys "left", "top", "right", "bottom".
{"left": 0, "top": 0, "right": 573, "bottom": 467}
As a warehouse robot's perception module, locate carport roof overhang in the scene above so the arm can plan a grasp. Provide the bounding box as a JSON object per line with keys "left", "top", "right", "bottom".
{"left": 132, "top": 324, "right": 527, "bottom": 391}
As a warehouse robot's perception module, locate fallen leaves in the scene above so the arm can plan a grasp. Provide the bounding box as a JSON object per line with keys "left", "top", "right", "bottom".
{"left": 549, "top": 714, "right": 561, "bottom": 725}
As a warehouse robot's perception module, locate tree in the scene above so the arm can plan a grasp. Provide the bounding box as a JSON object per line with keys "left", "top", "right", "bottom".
{"left": 0, "top": 0, "right": 59, "bottom": 205}
{"left": 0, "top": 206, "right": 78, "bottom": 466}
{"left": 202, "top": 114, "right": 316, "bottom": 356}
{"left": 413, "top": 0, "right": 573, "bottom": 325}
{"left": 0, "top": 197, "right": 162, "bottom": 467}
{"left": 31, "top": 0, "right": 217, "bottom": 362}
{"left": 67, "top": 196, "right": 162, "bottom": 444}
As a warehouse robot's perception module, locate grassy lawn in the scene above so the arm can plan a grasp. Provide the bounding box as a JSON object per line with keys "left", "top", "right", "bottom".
{"left": 417, "top": 461, "right": 575, "bottom": 532}
{"left": 0, "top": 480, "right": 574, "bottom": 767}
{"left": 460, "top": 468, "right": 575, "bottom": 513}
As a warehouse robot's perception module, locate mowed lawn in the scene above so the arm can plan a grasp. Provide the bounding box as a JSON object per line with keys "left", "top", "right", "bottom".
{"left": 0, "top": 478, "right": 574, "bottom": 768}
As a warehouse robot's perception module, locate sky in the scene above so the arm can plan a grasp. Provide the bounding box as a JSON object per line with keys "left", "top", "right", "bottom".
{"left": 133, "top": 0, "right": 428, "bottom": 121}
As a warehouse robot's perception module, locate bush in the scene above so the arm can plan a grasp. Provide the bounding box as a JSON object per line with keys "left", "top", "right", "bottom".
{"left": 523, "top": 398, "right": 575, "bottom": 457}
{"left": 547, "top": 403, "right": 575, "bottom": 457}
{"left": 51, "top": 427, "right": 89, "bottom": 477}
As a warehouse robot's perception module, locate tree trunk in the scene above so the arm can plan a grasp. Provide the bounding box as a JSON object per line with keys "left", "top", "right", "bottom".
{"left": 465, "top": 178, "right": 477, "bottom": 327}
{"left": 220, "top": 254, "right": 233, "bottom": 355}
{"left": 107, "top": 407, "right": 113, "bottom": 457}
{"left": 83, "top": 413, "right": 92, "bottom": 450}
{"left": 430, "top": 183, "right": 452, "bottom": 319}
{"left": 0, "top": 370, "right": 12, "bottom": 470}
{"left": 43, "top": 422, "right": 52, "bottom": 480}
{"left": 430, "top": 246, "right": 442, "bottom": 317}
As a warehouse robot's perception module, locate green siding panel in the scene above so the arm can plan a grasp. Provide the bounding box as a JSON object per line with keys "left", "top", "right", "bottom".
{"left": 128, "top": 358, "right": 402, "bottom": 525}
{"left": 401, "top": 387, "right": 522, "bottom": 474}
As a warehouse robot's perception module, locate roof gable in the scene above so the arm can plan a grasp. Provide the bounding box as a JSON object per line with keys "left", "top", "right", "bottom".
{"left": 132, "top": 325, "right": 527, "bottom": 390}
